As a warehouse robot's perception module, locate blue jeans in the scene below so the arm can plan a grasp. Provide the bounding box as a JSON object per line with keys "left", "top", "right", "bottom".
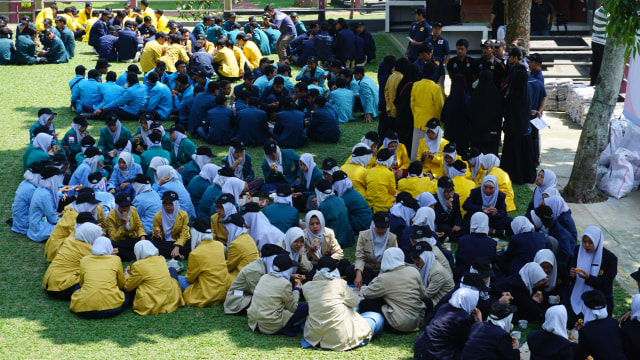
{"left": 280, "top": 303, "right": 309, "bottom": 337}
{"left": 177, "top": 276, "right": 192, "bottom": 292}
{"left": 359, "top": 311, "right": 384, "bottom": 346}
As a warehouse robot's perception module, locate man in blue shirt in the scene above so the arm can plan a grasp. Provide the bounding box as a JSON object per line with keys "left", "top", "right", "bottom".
{"left": 96, "top": 72, "right": 148, "bottom": 120}
{"left": 189, "top": 81, "right": 219, "bottom": 136}
{"left": 192, "top": 15, "right": 212, "bottom": 37}
{"left": 307, "top": 96, "right": 340, "bottom": 143}
{"left": 172, "top": 73, "right": 194, "bottom": 116}
{"left": 235, "top": 97, "right": 268, "bottom": 147}
{"left": 528, "top": 76, "right": 547, "bottom": 167}
{"left": 226, "top": 22, "right": 243, "bottom": 45}
{"left": 264, "top": 4, "right": 297, "bottom": 59}
{"left": 414, "top": 43, "right": 444, "bottom": 85}
{"left": 97, "top": 25, "right": 118, "bottom": 61}
{"left": 233, "top": 72, "right": 259, "bottom": 98}
{"left": 143, "top": 72, "right": 173, "bottom": 121}
{"left": 261, "top": 76, "right": 290, "bottom": 120}
{"left": 250, "top": 22, "right": 271, "bottom": 56}
{"left": 528, "top": 53, "right": 544, "bottom": 84}
{"left": 253, "top": 65, "right": 277, "bottom": 97}
{"left": 314, "top": 22, "right": 334, "bottom": 65}
{"left": 15, "top": 28, "right": 44, "bottom": 65}
{"left": 137, "top": 16, "right": 156, "bottom": 40}
{"left": 334, "top": 18, "right": 355, "bottom": 67}
{"left": 273, "top": 97, "right": 306, "bottom": 148}
{"left": 222, "top": 12, "right": 237, "bottom": 32}
{"left": 116, "top": 64, "right": 142, "bottom": 87}
{"left": 54, "top": 17, "right": 75, "bottom": 58}
{"left": 199, "top": 94, "right": 235, "bottom": 145}
{"left": 252, "top": 57, "right": 274, "bottom": 79}
{"left": 425, "top": 21, "right": 450, "bottom": 77}
{"left": 89, "top": 10, "right": 112, "bottom": 50}
{"left": 98, "top": 71, "right": 124, "bottom": 109}
{"left": 72, "top": 69, "right": 102, "bottom": 114}
{"left": 406, "top": 7, "right": 431, "bottom": 62}
{"left": 116, "top": 20, "right": 139, "bottom": 62}
{"left": 291, "top": 30, "right": 316, "bottom": 66}
{"left": 179, "top": 84, "right": 204, "bottom": 130}
{"left": 355, "top": 21, "right": 375, "bottom": 63}
{"left": 353, "top": 66, "right": 379, "bottom": 123}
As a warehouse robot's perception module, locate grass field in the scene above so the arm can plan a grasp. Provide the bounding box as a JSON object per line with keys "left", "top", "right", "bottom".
{"left": 0, "top": 34, "right": 631, "bottom": 359}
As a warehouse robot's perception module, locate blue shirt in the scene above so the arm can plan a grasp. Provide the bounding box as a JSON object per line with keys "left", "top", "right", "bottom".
{"left": 98, "top": 34, "right": 118, "bottom": 61}
{"left": 98, "top": 81, "right": 125, "bottom": 108}
{"left": 132, "top": 190, "right": 162, "bottom": 234}
{"left": 308, "top": 105, "right": 340, "bottom": 143}
{"left": 334, "top": 29, "right": 355, "bottom": 63}
{"left": 11, "top": 180, "right": 37, "bottom": 234}
{"left": 253, "top": 75, "right": 271, "bottom": 97}
{"left": 329, "top": 88, "right": 355, "bottom": 123}
{"left": 234, "top": 107, "right": 269, "bottom": 147}
{"left": 116, "top": 28, "right": 139, "bottom": 61}
{"left": 106, "top": 82, "right": 148, "bottom": 115}
{"left": 89, "top": 19, "right": 108, "bottom": 48}
{"left": 407, "top": 20, "right": 431, "bottom": 60}
{"left": 58, "top": 25, "right": 75, "bottom": 58}
{"left": 273, "top": 110, "right": 306, "bottom": 148}
{"left": 147, "top": 82, "right": 173, "bottom": 120}
{"left": 271, "top": 10, "right": 296, "bottom": 35}
{"left": 27, "top": 187, "right": 59, "bottom": 242}
{"left": 358, "top": 75, "right": 379, "bottom": 118}
{"left": 203, "top": 105, "right": 235, "bottom": 145}
{"left": 72, "top": 78, "right": 102, "bottom": 112}
{"left": 426, "top": 35, "right": 450, "bottom": 62}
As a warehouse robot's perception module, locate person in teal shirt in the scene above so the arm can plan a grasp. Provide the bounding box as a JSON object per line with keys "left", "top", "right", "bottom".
{"left": 187, "top": 163, "right": 220, "bottom": 215}
{"left": 222, "top": 12, "right": 237, "bottom": 32}
{"left": 169, "top": 124, "right": 196, "bottom": 167}
{"left": 263, "top": 24, "right": 280, "bottom": 55}
{"left": 25, "top": 132, "right": 54, "bottom": 172}
{"left": 140, "top": 132, "right": 171, "bottom": 179}
{"left": 205, "top": 16, "right": 226, "bottom": 43}
{"left": 29, "top": 108, "right": 57, "bottom": 142}
{"left": 60, "top": 115, "right": 88, "bottom": 160}
{"left": 97, "top": 114, "right": 132, "bottom": 155}
{"left": 290, "top": 13, "right": 306, "bottom": 36}
{"left": 193, "top": 15, "right": 213, "bottom": 38}
{"left": 0, "top": 28, "right": 15, "bottom": 65}
{"left": 353, "top": 66, "right": 379, "bottom": 122}
{"left": 316, "top": 179, "right": 354, "bottom": 247}
{"left": 295, "top": 57, "right": 326, "bottom": 88}
{"left": 250, "top": 23, "right": 271, "bottom": 55}
{"left": 97, "top": 71, "right": 124, "bottom": 109}
{"left": 180, "top": 145, "right": 214, "bottom": 187}
{"left": 39, "top": 28, "right": 69, "bottom": 63}
{"left": 329, "top": 77, "right": 355, "bottom": 123}
{"left": 144, "top": 72, "right": 173, "bottom": 121}
{"left": 332, "top": 170, "right": 372, "bottom": 234}
{"left": 226, "top": 22, "right": 242, "bottom": 45}
{"left": 253, "top": 65, "right": 277, "bottom": 97}
{"left": 15, "top": 28, "right": 43, "bottom": 65}
{"left": 262, "top": 184, "right": 299, "bottom": 233}
{"left": 149, "top": 121, "right": 174, "bottom": 154}
{"left": 54, "top": 17, "right": 75, "bottom": 58}
{"left": 96, "top": 73, "right": 148, "bottom": 121}
{"left": 261, "top": 140, "right": 302, "bottom": 194}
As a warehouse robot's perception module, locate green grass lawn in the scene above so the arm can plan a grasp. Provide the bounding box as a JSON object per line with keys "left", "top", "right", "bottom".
{"left": 0, "top": 34, "right": 631, "bottom": 358}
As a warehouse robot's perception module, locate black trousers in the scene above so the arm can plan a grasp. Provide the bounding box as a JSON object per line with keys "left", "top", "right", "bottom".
{"left": 345, "top": 265, "right": 379, "bottom": 286}
{"left": 151, "top": 238, "right": 192, "bottom": 259}
{"left": 112, "top": 238, "right": 141, "bottom": 261}
{"left": 590, "top": 42, "right": 605, "bottom": 86}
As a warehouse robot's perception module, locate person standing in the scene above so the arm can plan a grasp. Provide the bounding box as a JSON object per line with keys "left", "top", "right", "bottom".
{"left": 405, "top": 7, "right": 431, "bottom": 63}
{"left": 530, "top": 0, "right": 554, "bottom": 36}
{"left": 486, "top": 0, "right": 504, "bottom": 40}
{"left": 590, "top": 5, "right": 608, "bottom": 86}
{"left": 410, "top": 62, "right": 444, "bottom": 160}
{"left": 264, "top": 5, "right": 297, "bottom": 60}
{"left": 446, "top": 39, "right": 474, "bottom": 94}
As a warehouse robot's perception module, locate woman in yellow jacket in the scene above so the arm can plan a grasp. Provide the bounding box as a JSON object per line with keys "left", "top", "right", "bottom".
{"left": 43, "top": 221, "right": 103, "bottom": 300}
{"left": 70, "top": 237, "right": 129, "bottom": 318}
{"left": 225, "top": 213, "right": 260, "bottom": 282}
{"left": 124, "top": 240, "right": 185, "bottom": 315}
{"left": 410, "top": 63, "right": 444, "bottom": 158}
{"left": 397, "top": 161, "right": 438, "bottom": 198}
{"left": 480, "top": 154, "right": 516, "bottom": 212}
{"left": 179, "top": 218, "right": 232, "bottom": 307}
{"left": 105, "top": 193, "right": 147, "bottom": 261}
{"left": 342, "top": 132, "right": 380, "bottom": 170}
{"left": 210, "top": 193, "right": 237, "bottom": 246}
{"left": 464, "top": 147, "right": 486, "bottom": 187}
{"left": 381, "top": 130, "right": 411, "bottom": 179}
{"left": 237, "top": 35, "right": 262, "bottom": 70}
{"left": 152, "top": 191, "right": 191, "bottom": 259}
{"left": 416, "top": 119, "right": 449, "bottom": 177}
{"left": 365, "top": 149, "right": 397, "bottom": 213}
{"left": 340, "top": 143, "right": 372, "bottom": 199}
{"left": 44, "top": 189, "right": 105, "bottom": 262}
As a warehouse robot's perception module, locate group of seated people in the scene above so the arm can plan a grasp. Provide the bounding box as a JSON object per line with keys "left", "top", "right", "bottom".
{"left": 13, "top": 96, "right": 639, "bottom": 355}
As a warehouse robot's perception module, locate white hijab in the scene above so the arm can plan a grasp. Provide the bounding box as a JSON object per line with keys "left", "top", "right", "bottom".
{"left": 117, "top": 140, "right": 132, "bottom": 157}
{"left": 534, "top": 249, "right": 557, "bottom": 292}
{"left": 442, "top": 150, "right": 457, "bottom": 178}
{"left": 161, "top": 200, "right": 180, "bottom": 242}
{"left": 370, "top": 221, "right": 389, "bottom": 262}
{"left": 424, "top": 126, "right": 442, "bottom": 153}
{"left": 350, "top": 143, "right": 372, "bottom": 167}
{"left": 511, "top": 216, "right": 534, "bottom": 235}
{"left": 190, "top": 227, "right": 213, "bottom": 251}
{"left": 225, "top": 221, "right": 247, "bottom": 244}
{"left": 468, "top": 153, "right": 483, "bottom": 181}
{"left": 264, "top": 146, "right": 283, "bottom": 173}
{"left": 305, "top": 210, "right": 325, "bottom": 259}
{"left": 377, "top": 156, "right": 394, "bottom": 169}
{"left": 91, "top": 236, "right": 113, "bottom": 255}
{"left": 261, "top": 254, "right": 277, "bottom": 275}
{"left": 380, "top": 247, "right": 405, "bottom": 273}
{"left": 108, "top": 120, "right": 122, "bottom": 143}
{"left": 436, "top": 187, "right": 451, "bottom": 215}
{"left": 132, "top": 181, "right": 152, "bottom": 196}
{"left": 448, "top": 288, "right": 479, "bottom": 315}
{"left": 274, "top": 192, "right": 293, "bottom": 206}
{"left": 481, "top": 175, "right": 499, "bottom": 209}
{"left": 70, "top": 199, "right": 99, "bottom": 217}
{"left": 542, "top": 305, "right": 569, "bottom": 339}
{"left": 88, "top": 176, "right": 107, "bottom": 192}
{"left": 417, "top": 192, "right": 437, "bottom": 208}
{"left": 413, "top": 207, "right": 437, "bottom": 236}
{"left": 155, "top": 165, "right": 179, "bottom": 185}
{"left": 480, "top": 153, "right": 500, "bottom": 174}
{"left": 272, "top": 260, "right": 295, "bottom": 281}
{"left": 631, "top": 294, "right": 640, "bottom": 321}
{"left": 116, "top": 204, "right": 131, "bottom": 231}
{"left": 84, "top": 152, "right": 101, "bottom": 172}
{"left": 543, "top": 195, "right": 571, "bottom": 219}
{"left": 24, "top": 169, "right": 40, "bottom": 186}
{"left": 222, "top": 177, "right": 246, "bottom": 203}
{"left": 315, "top": 266, "right": 341, "bottom": 280}
{"left": 139, "top": 120, "right": 152, "bottom": 146}
{"left": 118, "top": 151, "right": 134, "bottom": 179}
{"left": 332, "top": 177, "right": 353, "bottom": 197}
{"left": 212, "top": 173, "right": 230, "bottom": 189}
{"left": 315, "top": 186, "right": 333, "bottom": 207}
{"left": 134, "top": 240, "right": 159, "bottom": 260}
{"left": 519, "top": 262, "right": 548, "bottom": 295}
{"left": 488, "top": 312, "right": 514, "bottom": 334}
{"left": 38, "top": 113, "right": 54, "bottom": 131}
{"left": 417, "top": 248, "right": 435, "bottom": 288}
{"left": 149, "top": 157, "right": 170, "bottom": 184}
{"left": 33, "top": 132, "right": 53, "bottom": 151}
{"left": 40, "top": 173, "right": 64, "bottom": 206}
{"left": 300, "top": 153, "right": 316, "bottom": 190}
{"left": 469, "top": 266, "right": 491, "bottom": 300}
{"left": 570, "top": 226, "right": 605, "bottom": 322}
{"left": 173, "top": 130, "right": 187, "bottom": 157}
{"left": 543, "top": 188, "right": 560, "bottom": 198}
{"left": 283, "top": 227, "right": 305, "bottom": 272}
{"left": 74, "top": 223, "right": 103, "bottom": 245}
{"left": 71, "top": 122, "right": 86, "bottom": 143}
{"left": 192, "top": 153, "right": 213, "bottom": 171}
{"left": 383, "top": 138, "right": 399, "bottom": 166}
{"left": 243, "top": 211, "right": 284, "bottom": 250}
{"left": 389, "top": 202, "right": 416, "bottom": 227}
{"left": 228, "top": 146, "right": 245, "bottom": 179}
{"left": 533, "top": 169, "right": 557, "bottom": 208}
{"left": 199, "top": 163, "right": 221, "bottom": 185}
{"left": 469, "top": 212, "right": 490, "bottom": 235}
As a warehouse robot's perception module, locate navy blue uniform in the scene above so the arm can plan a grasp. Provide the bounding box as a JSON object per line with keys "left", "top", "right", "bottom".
{"left": 434, "top": 193, "right": 463, "bottom": 235}
{"left": 447, "top": 55, "right": 475, "bottom": 93}
{"left": 234, "top": 106, "right": 269, "bottom": 147}
{"left": 97, "top": 34, "right": 118, "bottom": 61}
{"left": 576, "top": 318, "right": 626, "bottom": 360}
{"left": 570, "top": 246, "right": 617, "bottom": 318}
{"left": 414, "top": 303, "right": 474, "bottom": 360}
{"left": 492, "top": 274, "right": 545, "bottom": 321}
{"left": 188, "top": 92, "right": 216, "bottom": 133}
{"left": 497, "top": 231, "right": 547, "bottom": 275}
{"left": 89, "top": 19, "right": 108, "bottom": 48}
{"left": 334, "top": 28, "right": 355, "bottom": 64}
{"left": 463, "top": 188, "right": 512, "bottom": 231}
{"left": 233, "top": 83, "right": 259, "bottom": 99}
{"left": 454, "top": 233, "right": 497, "bottom": 281}
{"left": 200, "top": 105, "right": 235, "bottom": 145}
{"left": 415, "top": 57, "right": 445, "bottom": 83}
{"left": 426, "top": 35, "right": 450, "bottom": 63}
{"left": 460, "top": 322, "right": 520, "bottom": 360}
{"left": 358, "top": 29, "right": 376, "bottom": 61}
{"left": 407, "top": 20, "right": 431, "bottom": 61}
{"left": 527, "top": 330, "right": 577, "bottom": 360}
{"left": 273, "top": 110, "right": 306, "bottom": 148}
{"left": 292, "top": 38, "right": 316, "bottom": 67}
{"left": 313, "top": 32, "right": 334, "bottom": 62}
{"left": 621, "top": 319, "right": 640, "bottom": 360}
{"left": 308, "top": 105, "right": 340, "bottom": 143}
{"left": 116, "top": 28, "right": 138, "bottom": 61}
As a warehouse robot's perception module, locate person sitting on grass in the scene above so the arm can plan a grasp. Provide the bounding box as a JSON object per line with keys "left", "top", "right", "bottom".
{"left": 225, "top": 213, "right": 260, "bottom": 282}
{"left": 27, "top": 165, "right": 66, "bottom": 243}
{"left": 332, "top": 170, "right": 372, "bottom": 235}
{"left": 152, "top": 191, "right": 191, "bottom": 259}
{"left": 273, "top": 96, "right": 307, "bottom": 149}
{"left": 124, "top": 240, "right": 185, "bottom": 315}
{"left": 527, "top": 305, "right": 577, "bottom": 359}
{"left": 260, "top": 140, "right": 303, "bottom": 194}
{"left": 131, "top": 174, "right": 162, "bottom": 235}
{"left": 463, "top": 175, "right": 512, "bottom": 237}
{"left": 179, "top": 145, "right": 214, "bottom": 187}
{"left": 492, "top": 262, "right": 548, "bottom": 322}
{"left": 261, "top": 184, "right": 299, "bottom": 233}
{"left": 154, "top": 165, "right": 195, "bottom": 219}
{"left": 107, "top": 151, "right": 142, "bottom": 197}
{"left": 10, "top": 163, "right": 43, "bottom": 235}
{"left": 460, "top": 301, "right": 520, "bottom": 359}
{"left": 307, "top": 95, "right": 340, "bottom": 144}
{"left": 221, "top": 138, "right": 263, "bottom": 195}
{"left": 105, "top": 193, "right": 147, "bottom": 261}
{"left": 365, "top": 148, "right": 396, "bottom": 213}
{"left": 241, "top": 202, "right": 285, "bottom": 251}
{"left": 168, "top": 124, "right": 196, "bottom": 168}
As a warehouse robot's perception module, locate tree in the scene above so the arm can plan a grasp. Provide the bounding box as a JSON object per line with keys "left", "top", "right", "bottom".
{"left": 563, "top": 0, "right": 640, "bottom": 203}
{"left": 505, "top": 0, "right": 532, "bottom": 52}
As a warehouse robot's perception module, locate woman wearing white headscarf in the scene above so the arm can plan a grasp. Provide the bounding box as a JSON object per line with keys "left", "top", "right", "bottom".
{"left": 181, "top": 219, "right": 232, "bottom": 307}
{"left": 417, "top": 118, "right": 448, "bottom": 178}
{"left": 107, "top": 151, "right": 143, "bottom": 197}
{"left": 98, "top": 116, "right": 132, "bottom": 154}
{"left": 105, "top": 192, "right": 147, "bottom": 261}
{"left": 331, "top": 170, "right": 373, "bottom": 234}
{"left": 534, "top": 249, "right": 559, "bottom": 294}
{"left": 529, "top": 168, "right": 557, "bottom": 210}
{"left": 221, "top": 138, "right": 264, "bottom": 194}
{"left": 407, "top": 207, "right": 452, "bottom": 273}
{"left": 348, "top": 212, "right": 398, "bottom": 288}
{"left": 69, "top": 146, "right": 103, "bottom": 193}
{"left": 478, "top": 153, "right": 516, "bottom": 211}
{"left": 30, "top": 109, "right": 56, "bottom": 140}
{"left": 460, "top": 302, "right": 520, "bottom": 359}
{"left": 496, "top": 216, "right": 546, "bottom": 276}
{"left": 621, "top": 294, "right": 640, "bottom": 359}
{"left": 154, "top": 164, "right": 196, "bottom": 219}
{"left": 539, "top": 194, "right": 578, "bottom": 240}
{"left": 187, "top": 163, "right": 221, "bottom": 215}
{"left": 464, "top": 148, "right": 486, "bottom": 186}
{"left": 169, "top": 124, "right": 196, "bottom": 167}
{"left": 10, "top": 167, "right": 42, "bottom": 235}
{"left": 417, "top": 192, "right": 437, "bottom": 208}
{"left": 225, "top": 213, "right": 260, "bottom": 282}
{"left": 527, "top": 305, "right": 577, "bottom": 359}
{"left": 359, "top": 247, "right": 427, "bottom": 333}
{"left": 454, "top": 212, "right": 497, "bottom": 280}
{"left": 43, "top": 222, "right": 103, "bottom": 300}
{"left": 341, "top": 143, "right": 373, "bottom": 198}
{"left": 147, "top": 156, "right": 170, "bottom": 184}
{"left": 302, "top": 211, "right": 344, "bottom": 268}
{"left": 70, "top": 237, "right": 129, "bottom": 318}
{"left": 152, "top": 191, "right": 191, "bottom": 259}
{"left": 221, "top": 177, "right": 249, "bottom": 204}
{"left": 25, "top": 132, "right": 55, "bottom": 171}
{"left": 60, "top": 115, "right": 88, "bottom": 160}
{"left": 409, "top": 242, "right": 454, "bottom": 308}
{"left": 462, "top": 174, "right": 512, "bottom": 235}
{"left": 241, "top": 202, "right": 284, "bottom": 251}
{"left": 277, "top": 227, "right": 308, "bottom": 276}
{"left": 124, "top": 240, "right": 185, "bottom": 315}
{"left": 414, "top": 287, "right": 482, "bottom": 360}
{"left": 574, "top": 290, "right": 626, "bottom": 360}
{"left": 27, "top": 166, "right": 65, "bottom": 243}
{"left": 381, "top": 130, "right": 411, "bottom": 178}
{"left": 492, "top": 262, "right": 548, "bottom": 321}
{"left": 570, "top": 226, "right": 617, "bottom": 320}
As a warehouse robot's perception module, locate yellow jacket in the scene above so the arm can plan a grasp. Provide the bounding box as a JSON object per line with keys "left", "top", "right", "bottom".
{"left": 77, "top": 9, "right": 94, "bottom": 27}
{"left": 42, "top": 238, "right": 92, "bottom": 292}
{"left": 142, "top": 7, "right": 157, "bottom": 26}
{"left": 385, "top": 71, "right": 403, "bottom": 117}
{"left": 340, "top": 163, "right": 367, "bottom": 198}
{"left": 205, "top": 41, "right": 216, "bottom": 55}
{"left": 465, "top": 166, "right": 486, "bottom": 187}
{"left": 140, "top": 40, "right": 166, "bottom": 73}
{"left": 343, "top": 154, "right": 376, "bottom": 169}
{"left": 227, "top": 233, "right": 260, "bottom": 281}
{"left": 124, "top": 255, "right": 185, "bottom": 315}
{"left": 183, "top": 240, "right": 231, "bottom": 307}
{"left": 70, "top": 255, "right": 125, "bottom": 313}
{"left": 161, "top": 43, "right": 189, "bottom": 72}
{"left": 382, "top": 143, "right": 411, "bottom": 170}
{"left": 210, "top": 213, "right": 228, "bottom": 245}
{"left": 45, "top": 205, "right": 105, "bottom": 262}
{"left": 214, "top": 47, "right": 240, "bottom": 78}
{"left": 451, "top": 175, "right": 476, "bottom": 217}
{"left": 365, "top": 165, "right": 396, "bottom": 213}
{"left": 35, "top": 8, "right": 54, "bottom": 31}
{"left": 105, "top": 207, "right": 146, "bottom": 242}
{"left": 59, "top": 14, "right": 78, "bottom": 31}
{"left": 487, "top": 168, "right": 516, "bottom": 212}
{"left": 397, "top": 176, "right": 437, "bottom": 198}
{"left": 233, "top": 46, "right": 248, "bottom": 71}
{"left": 82, "top": 18, "right": 99, "bottom": 42}
{"left": 410, "top": 79, "right": 444, "bottom": 130}
{"left": 416, "top": 137, "right": 449, "bottom": 177}
{"left": 242, "top": 41, "right": 262, "bottom": 70}
{"left": 152, "top": 210, "right": 190, "bottom": 247}
{"left": 156, "top": 15, "right": 169, "bottom": 33}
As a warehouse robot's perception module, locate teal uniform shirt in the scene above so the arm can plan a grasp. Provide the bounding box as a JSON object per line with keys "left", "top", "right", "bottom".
{"left": 261, "top": 149, "right": 302, "bottom": 184}
{"left": 341, "top": 187, "right": 373, "bottom": 233}
{"left": 15, "top": 35, "right": 36, "bottom": 65}
{"left": 262, "top": 203, "right": 299, "bottom": 234}
{"left": 170, "top": 138, "right": 197, "bottom": 167}
{"left": 97, "top": 125, "right": 132, "bottom": 153}
{"left": 319, "top": 195, "right": 354, "bottom": 247}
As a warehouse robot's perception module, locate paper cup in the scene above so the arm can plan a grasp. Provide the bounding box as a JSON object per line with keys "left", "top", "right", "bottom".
{"left": 518, "top": 320, "right": 528, "bottom": 329}
{"left": 511, "top": 331, "right": 521, "bottom": 340}
{"left": 549, "top": 295, "right": 559, "bottom": 304}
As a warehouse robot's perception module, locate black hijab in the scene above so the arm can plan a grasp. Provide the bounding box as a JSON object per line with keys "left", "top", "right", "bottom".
{"left": 467, "top": 70, "right": 503, "bottom": 141}
{"left": 504, "top": 70, "right": 531, "bottom": 137}
{"left": 395, "top": 63, "right": 420, "bottom": 101}
{"left": 442, "top": 74, "right": 470, "bottom": 149}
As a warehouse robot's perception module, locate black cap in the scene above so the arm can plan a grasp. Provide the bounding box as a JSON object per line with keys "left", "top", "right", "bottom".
{"left": 218, "top": 167, "right": 235, "bottom": 177}
{"left": 130, "top": 173, "right": 151, "bottom": 184}
{"left": 396, "top": 191, "right": 419, "bottom": 210}
{"left": 352, "top": 146, "right": 372, "bottom": 157}
{"left": 384, "top": 129, "right": 398, "bottom": 141}
{"left": 426, "top": 118, "right": 440, "bottom": 129}
{"left": 332, "top": 170, "right": 348, "bottom": 182}
{"left": 364, "top": 131, "right": 379, "bottom": 144}
{"left": 437, "top": 176, "right": 454, "bottom": 189}
{"left": 432, "top": 21, "right": 443, "bottom": 27}
{"left": 76, "top": 211, "right": 99, "bottom": 225}
{"left": 534, "top": 205, "right": 554, "bottom": 226}
{"left": 96, "top": 59, "right": 111, "bottom": 69}
{"left": 33, "top": 125, "right": 53, "bottom": 137}
{"left": 408, "top": 161, "right": 423, "bottom": 176}
{"left": 410, "top": 225, "right": 433, "bottom": 240}
{"left": 321, "top": 157, "right": 338, "bottom": 171}
{"left": 215, "top": 193, "right": 235, "bottom": 205}
{"left": 148, "top": 131, "right": 162, "bottom": 143}
{"left": 263, "top": 140, "right": 278, "bottom": 155}
{"left": 127, "top": 64, "right": 142, "bottom": 74}
{"left": 443, "top": 143, "right": 456, "bottom": 153}
{"left": 228, "top": 11, "right": 236, "bottom": 17}
{"left": 241, "top": 202, "right": 261, "bottom": 213}
{"left": 228, "top": 212, "right": 245, "bottom": 227}
{"left": 481, "top": 39, "right": 495, "bottom": 48}
{"left": 471, "top": 257, "right": 493, "bottom": 278}
{"left": 52, "top": 153, "right": 69, "bottom": 166}
{"left": 462, "top": 147, "right": 482, "bottom": 161}
{"left": 315, "top": 179, "right": 332, "bottom": 193}
{"left": 73, "top": 115, "right": 89, "bottom": 127}
{"left": 139, "top": 111, "right": 155, "bottom": 122}
{"left": 631, "top": 267, "right": 640, "bottom": 283}
{"left": 317, "top": 256, "right": 337, "bottom": 271}
{"left": 307, "top": 55, "right": 318, "bottom": 63}
{"left": 528, "top": 53, "right": 543, "bottom": 63}
{"left": 77, "top": 188, "right": 101, "bottom": 204}
{"left": 451, "top": 160, "right": 467, "bottom": 172}
{"left": 273, "top": 253, "right": 297, "bottom": 272}
{"left": 410, "top": 241, "right": 433, "bottom": 259}
{"left": 38, "top": 108, "right": 57, "bottom": 117}
{"left": 162, "top": 190, "right": 179, "bottom": 201}
{"left": 494, "top": 39, "right": 506, "bottom": 47}
{"left": 195, "top": 146, "right": 214, "bottom": 157}
{"left": 261, "top": 243, "right": 289, "bottom": 257}
{"left": 276, "top": 184, "right": 292, "bottom": 197}
{"left": 28, "top": 161, "right": 46, "bottom": 174}
{"left": 229, "top": 137, "right": 245, "bottom": 151}
{"left": 508, "top": 46, "right": 523, "bottom": 58}
{"left": 377, "top": 148, "right": 393, "bottom": 161}
{"left": 412, "top": 7, "right": 426, "bottom": 15}
{"left": 372, "top": 211, "right": 390, "bottom": 228}
{"left": 462, "top": 273, "right": 491, "bottom": 293}
{"left": 84, "top": 146, "right": 102, "bottom": 158}
{"left": 41, "top": 166, "right": 64, "bottom": 179}
{"left": 115, "top": 192, "right": 132, "bottom": 206}
{"left": 582, "top": 289, "right": 607, "bottom": 310}
{"left": 105, "top": 113, "right": 119, "bottom": 125}
{"left": 189, "top": 217, "right": 211, "bottom": 233}
{"left": 260, "top": 57, "right": 275, "bottom": 64}
{"left": 489, "top": 301, "right": 516, "bottom": 319}
{"left": 85, "top": 2, "right": 93, "bottom": 8}
{"left": 169, "top": 123, "right": 185, "bottom": 134}
{"left": 88, "top": 171, "right": 102, "bottom": 184}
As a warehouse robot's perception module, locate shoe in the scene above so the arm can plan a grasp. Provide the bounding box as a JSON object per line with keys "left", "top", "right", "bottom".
{"left": 6, "top": 218, "right": 13, "bottom": 226}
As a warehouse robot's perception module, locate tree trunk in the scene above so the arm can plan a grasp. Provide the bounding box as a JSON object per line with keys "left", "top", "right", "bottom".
{"left": 505, "top": 0, "right": 531, "bottom": 52}
{"left": 349, "top": 0, "right": 354, "bottom": 19}
{"left": 563, "top": 35, "right": 626, "bottom": 203}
